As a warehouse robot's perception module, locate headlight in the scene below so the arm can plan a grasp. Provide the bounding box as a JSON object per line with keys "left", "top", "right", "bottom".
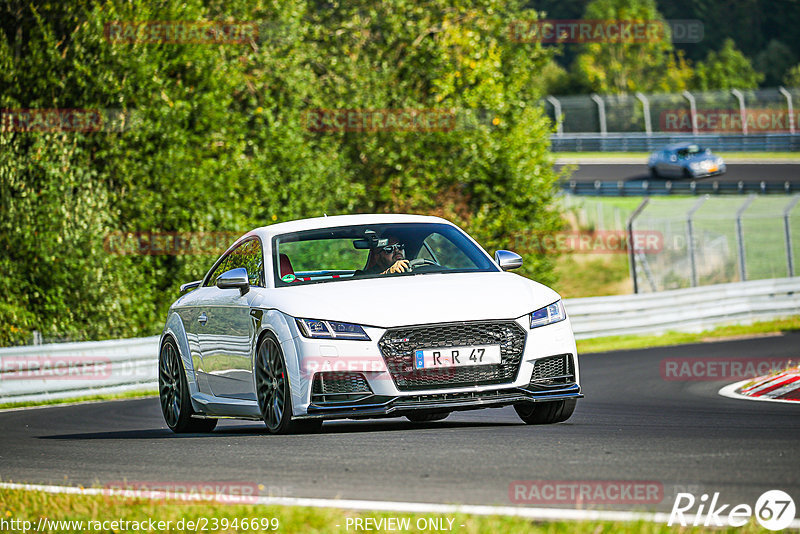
{"left": 296, "top": 318, "right": 371, "bottom": 340}
{"left": 689, "top": 162, "right": 703, "bottom": 170}
{"left": 530, "top": 300, "right": 566, "bottom": 329}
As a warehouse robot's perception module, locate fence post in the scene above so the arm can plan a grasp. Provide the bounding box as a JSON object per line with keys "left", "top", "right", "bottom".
{"left": 591, "top": 94, "right": 607, "bottom": 136}
{"left": 686, "top": 196, "right": 708, "bottom": 287}
{"left": 778, "top": 86, "right": 795, "bottom": 134}
{"left": 783, "top": 195, "right": 800, "bottom": 277}
{"left": 635, "top": 92, "right": 652, "bottom": 134}
{"left": 682, "top": 90, "right": 698, "bottom": 136}
{"left": 731, "top": 89, "right": 747, "bottom": 135}
{"left": 546, "top": 96, "right": 563, "bottom": 136}
{"left": 735, "top": 195, "right": 755, "bottom": 282}
{"left": 627, "top": 198, "right": 650, "bottom": 294}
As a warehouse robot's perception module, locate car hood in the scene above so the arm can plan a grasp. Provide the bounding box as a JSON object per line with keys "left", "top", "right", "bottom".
{"left": 259, "top": 272, "right": 561, "bottom": 328}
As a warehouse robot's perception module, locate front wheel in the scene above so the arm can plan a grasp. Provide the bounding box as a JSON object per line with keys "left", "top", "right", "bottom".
{"left": 514, "top": 399, "right": 576, "bottom": 425}
{"left": 159, "top": 338, "right": 217, "bottom": 433}
{"left": 255, "top": 333, "right": 322, "bottom": 435}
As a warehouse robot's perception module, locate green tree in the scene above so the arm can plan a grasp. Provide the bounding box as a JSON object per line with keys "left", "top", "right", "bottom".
{"left": 784, "top": 64, "right": 800, "bottom": 87}
{"left": 692, "top": 38, "right": 764, "bottom": 90}
{"left": 755, "top": 40, "right": 797, "bottom": 87}
{"left": 0, "top": 0, "right": 566, "bottom": 344}
{"left": 571, "top": 0, "right": 693, "bottom": 94}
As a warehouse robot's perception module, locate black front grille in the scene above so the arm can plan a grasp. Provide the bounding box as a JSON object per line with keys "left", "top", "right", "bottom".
{"left": 311, "top": 372, "right": 373, "bottom": 404}
{"left": 528, "top": 354, "right": 575, "bottom": 388}
{"left": 378, "top": 321, "right": 527, "bottom": 391}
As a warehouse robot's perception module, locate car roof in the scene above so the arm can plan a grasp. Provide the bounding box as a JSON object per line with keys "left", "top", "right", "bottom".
{"left": 663, "top": 142, "right": 703, "bottom": 151}
{"left": 246, "top": 213, "right": 453, "bottom": 242}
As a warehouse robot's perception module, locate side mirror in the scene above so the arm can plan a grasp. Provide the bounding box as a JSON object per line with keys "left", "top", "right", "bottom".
{"left": 494, "top": 250, "right": 523, "bottom": 271}
{"left": 216, "top": 267, "right": 250, "bottom": 295}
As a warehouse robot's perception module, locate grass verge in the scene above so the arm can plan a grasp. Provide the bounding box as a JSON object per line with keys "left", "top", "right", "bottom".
{"left": 0, "top": 487, "right": 776, "bottom": 533}
{"left": 577, "top": 316, "right": 800, "bottom": 354}
{"left": 0, "top": 389, "right": 157, "bottom": 410}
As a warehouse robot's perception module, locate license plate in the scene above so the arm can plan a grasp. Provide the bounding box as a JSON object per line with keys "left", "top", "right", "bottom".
{"left": 414, "top": 345, "right": 501, "bottom": 369}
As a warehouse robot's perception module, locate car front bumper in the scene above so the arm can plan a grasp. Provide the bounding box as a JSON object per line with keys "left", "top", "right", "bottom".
{"left": 284, "top": 315, "right": 581, "bottom": 420}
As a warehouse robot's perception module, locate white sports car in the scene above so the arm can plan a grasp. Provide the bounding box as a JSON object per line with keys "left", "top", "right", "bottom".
{"left": 159, "top": 214, "right": 581, "bottom": 434}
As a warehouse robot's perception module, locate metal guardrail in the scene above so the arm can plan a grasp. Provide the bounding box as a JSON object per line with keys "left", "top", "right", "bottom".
{"left": 564, "top": 179, "right": 798, "bottom": 196}
{"left": 565, "top": 277, "right": 800, "bottom": 339}
{"left": 550, "top": 133, "right": 800, "bottom": 152}
{"left": 0, "top": 336, "right": 159, "bottom": 404}
{"left": 2, "top": 276, "right": 799, "bottom": 403}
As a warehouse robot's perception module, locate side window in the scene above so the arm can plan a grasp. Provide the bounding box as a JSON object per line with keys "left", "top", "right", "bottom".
{"left": 223, "top": 239, "right": 265, "bottom": 287}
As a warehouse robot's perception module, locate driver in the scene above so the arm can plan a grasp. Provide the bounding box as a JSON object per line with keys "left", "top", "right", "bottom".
{"left": 360, "top": 236, "right": 410, "bottom": 275}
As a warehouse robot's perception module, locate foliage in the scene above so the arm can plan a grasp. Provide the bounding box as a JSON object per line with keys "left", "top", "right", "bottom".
{"left": 571, "top": 0, "right": 693, "bottom": 94}
{"left": 692, "top": 39, "right": 764, "bottom": 91}
{"left": 783, "top": 64, "right": 800, "bottom": 88}
{"left": 754, "top": 40, "right": 797, "bottom": 87}
{"left": 0, "top": 0, "right": 564, "bottom": 343}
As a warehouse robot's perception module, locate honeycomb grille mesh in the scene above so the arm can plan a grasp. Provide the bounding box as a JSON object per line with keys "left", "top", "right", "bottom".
{"left": 378, "top": 321, "right": 527, "bottom": 391}
{"left": 529, "top": 354, "right": 575, "bottom": 386}
{"left": 311, "top": 372, "right": 371, "bottom": 395}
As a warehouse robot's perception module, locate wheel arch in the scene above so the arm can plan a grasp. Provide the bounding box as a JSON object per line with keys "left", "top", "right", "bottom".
{"left": 160, "top": 311, "right": 201, "bottom": 403}
{"left": 252, "top": 309, "right": 306, "bottom": 417}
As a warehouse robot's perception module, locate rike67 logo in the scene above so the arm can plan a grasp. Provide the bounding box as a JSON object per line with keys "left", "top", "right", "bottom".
{"left": 669, "top": 490, "right": 796, "bottom": 530}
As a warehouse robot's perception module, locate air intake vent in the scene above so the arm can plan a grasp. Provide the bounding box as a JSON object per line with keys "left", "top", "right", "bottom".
{"left": 311, "top": 372, "right": 373, "bottom": 404}
{"left": 528, "top": 354, "right": 575, "bottom": 389}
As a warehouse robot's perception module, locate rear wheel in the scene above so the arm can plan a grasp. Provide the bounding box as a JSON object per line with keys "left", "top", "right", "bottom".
{"left": 159, "top": 338, "right": 217, "bottom": 433}
{"left": 405, "top": 412, "right": 450, "bottom": 423}
{"left": 255, "top": 333, "right": 322, "bottom": 435}
{"left": 514, "top": 399, "right": 576, "bottom": 425}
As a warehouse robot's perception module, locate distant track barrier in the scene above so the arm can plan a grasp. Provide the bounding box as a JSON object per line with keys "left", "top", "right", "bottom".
{"left": 564, "top": 179, "right": 798, "bottom": 196}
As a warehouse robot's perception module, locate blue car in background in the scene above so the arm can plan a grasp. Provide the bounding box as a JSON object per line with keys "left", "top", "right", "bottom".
{"left": 647, "top": 143, "right": 726, "bottom": 179}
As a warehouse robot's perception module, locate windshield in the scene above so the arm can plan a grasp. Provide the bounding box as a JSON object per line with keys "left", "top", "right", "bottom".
{"left": 677, "top": 144, "right": 703, "bottom": 158}
{"left": 272, "top": 223, "right": 498, "bottom": 286}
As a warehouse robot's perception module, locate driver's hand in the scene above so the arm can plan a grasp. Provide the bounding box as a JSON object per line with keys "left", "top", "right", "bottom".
{"left": 385, "top": 259, "right": 410, "bottom": 274}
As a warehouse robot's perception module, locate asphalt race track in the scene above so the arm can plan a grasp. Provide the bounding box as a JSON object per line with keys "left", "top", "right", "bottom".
{"left": 556, "top": 163, "right": 800, "bottom": 185}
{"left": 2, "top": 333, "right": 799, "bottom": 513}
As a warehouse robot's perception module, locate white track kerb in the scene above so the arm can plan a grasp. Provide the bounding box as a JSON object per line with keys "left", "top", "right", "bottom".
{"left": 719, "top": 379, "right": 800, "bottom": 405}
{"left": 4, "top": 482, "right": 799, "bottom": 528}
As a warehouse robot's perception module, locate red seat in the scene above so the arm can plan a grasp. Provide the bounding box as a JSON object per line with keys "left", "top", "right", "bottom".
{"left": 279, "top": 253, "right": 294, "bottom": 279}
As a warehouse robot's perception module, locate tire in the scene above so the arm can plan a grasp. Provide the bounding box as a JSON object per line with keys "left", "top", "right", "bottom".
{"left": 405, "top": 412, "right": 450, "bottom": 423}
{"left": 649, "top": 166, "right": 659, "bottom": 178}
{"left": 683, "top": 167, "right": 693, "bottom": 179}
{"left": 255, "top": 332, "right": 322, "bottom": 435}
{"left": 514, "top": 399, "right": 576, "bottom": 425}
{"left": 159, "top": 338, "right": 217, "bottom": 433}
